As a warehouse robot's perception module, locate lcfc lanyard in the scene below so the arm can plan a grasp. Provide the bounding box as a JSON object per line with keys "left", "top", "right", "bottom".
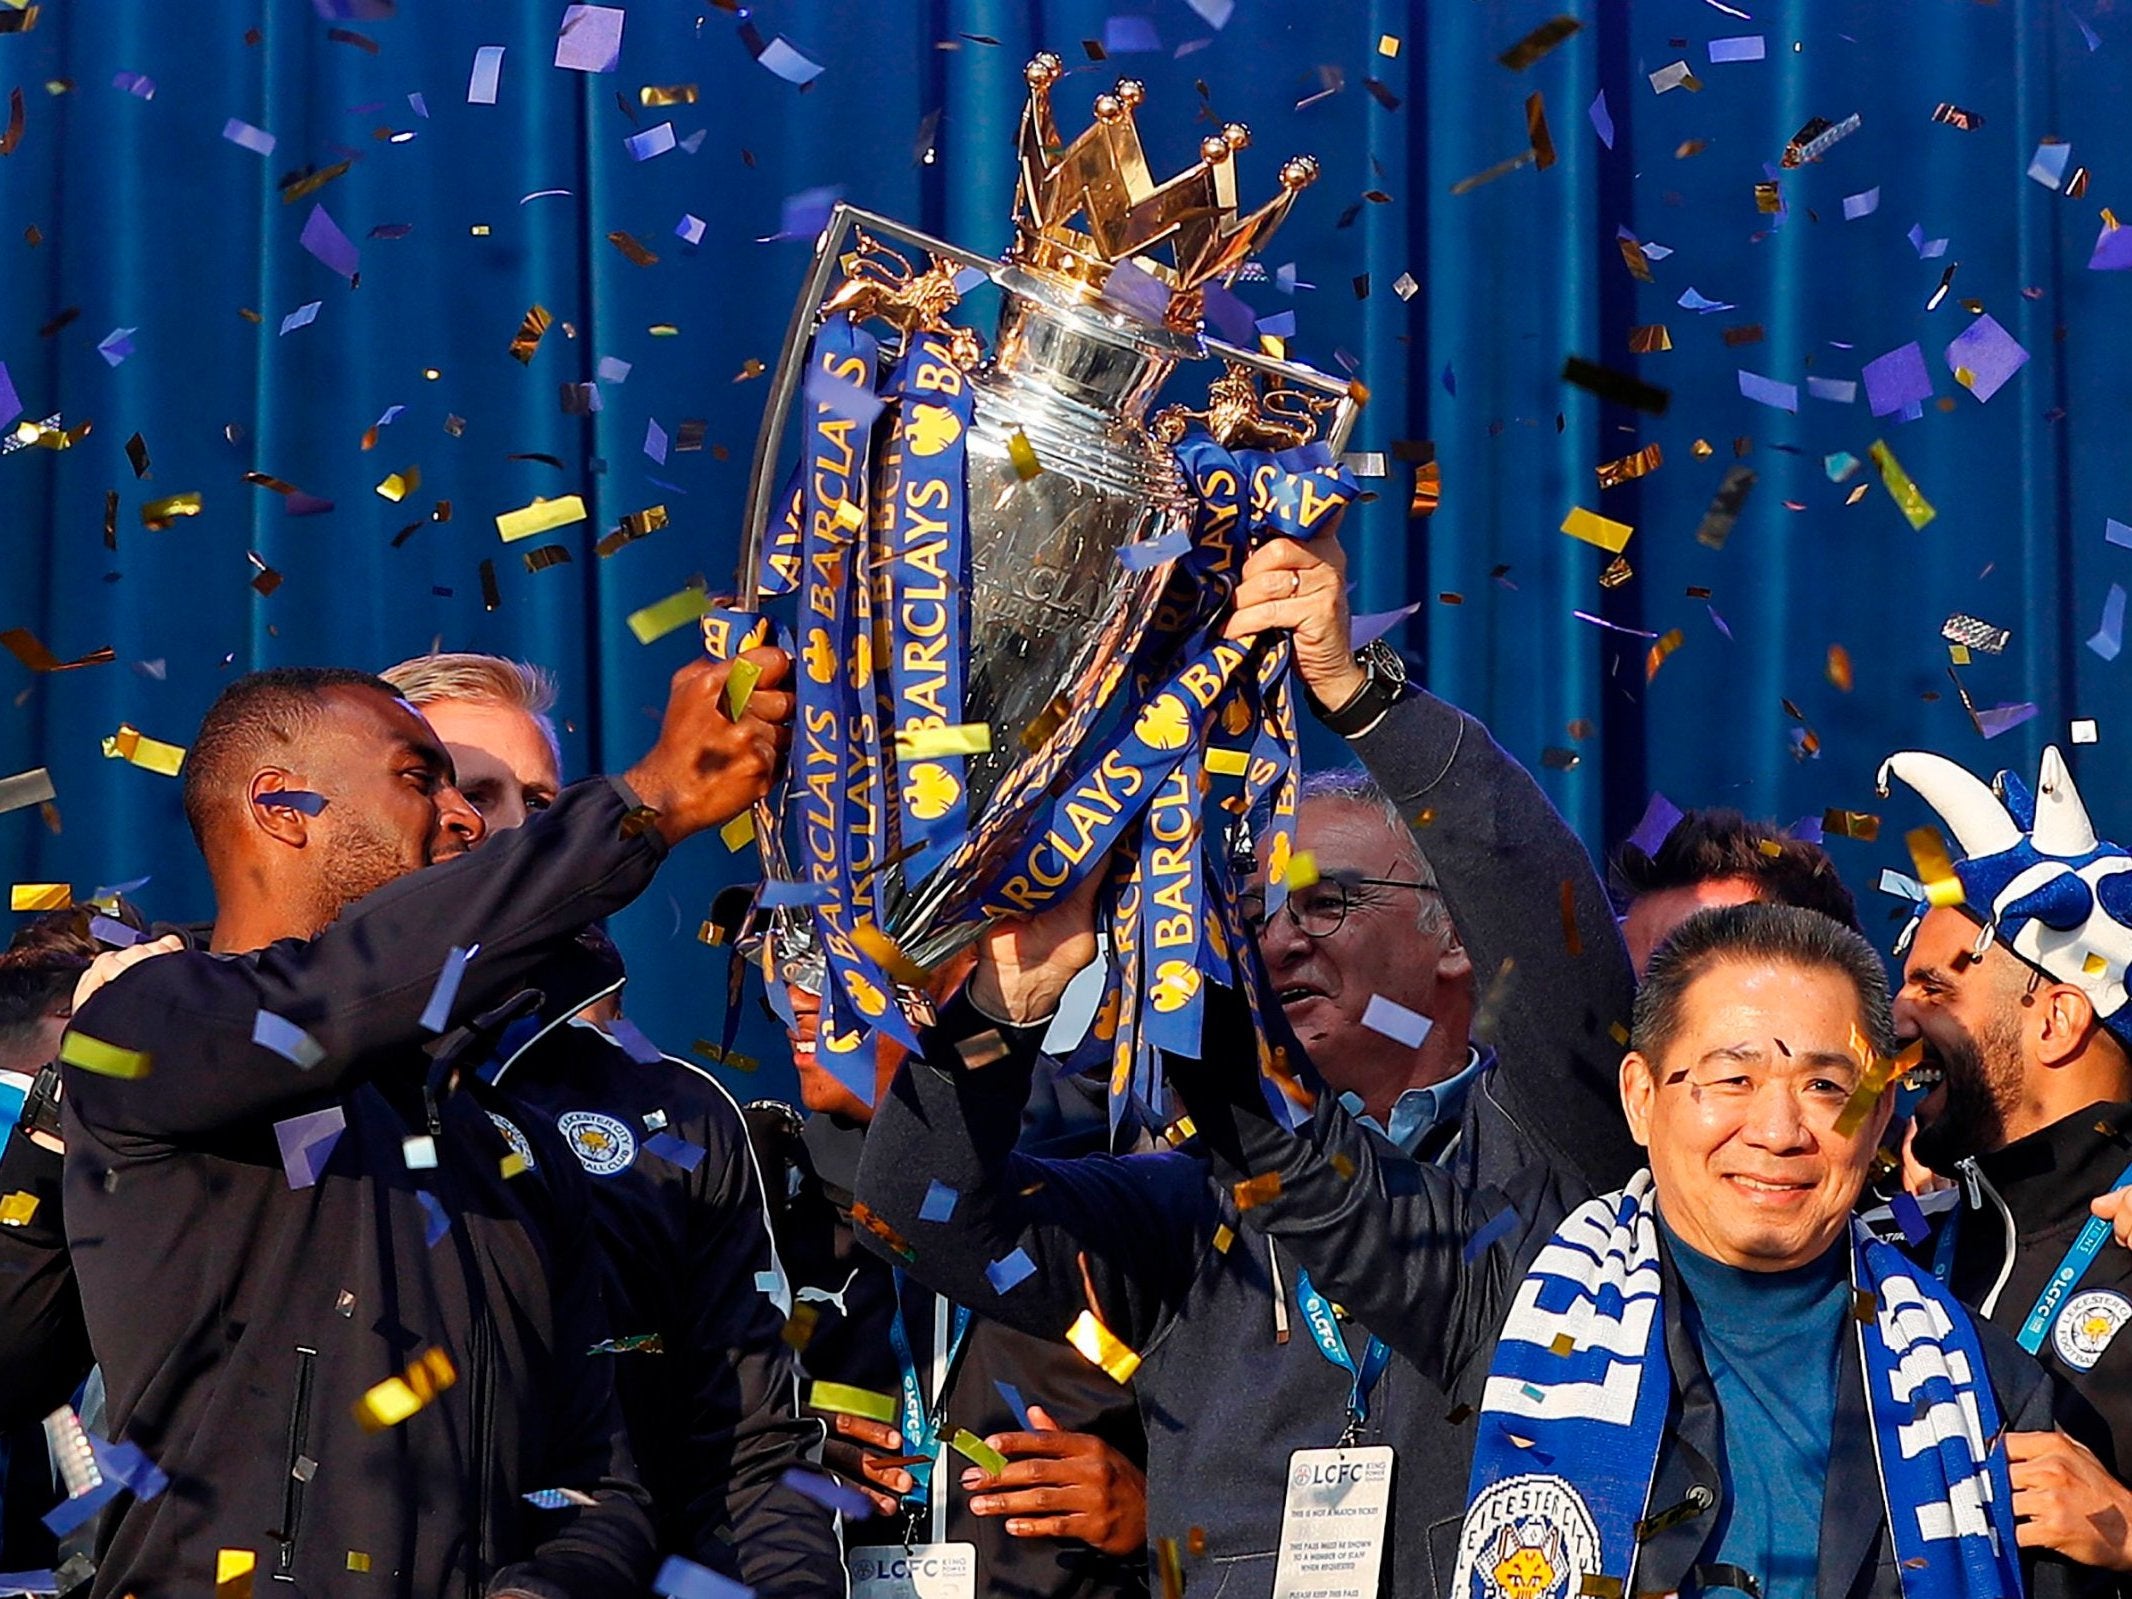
{"left": 2017, "top": 1161, "right": 2132, "bottom": 1354}
{"left": 1295, "top": 1268, "right": 1392, "bottom": 1446}
{"left": 885, "top": 1270, "right": 973, "bottom": 1538}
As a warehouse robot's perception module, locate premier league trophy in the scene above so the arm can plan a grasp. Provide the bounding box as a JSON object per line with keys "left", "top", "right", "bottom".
{"left": 725, "top": 53, "right": 1366, "bottom": 1097}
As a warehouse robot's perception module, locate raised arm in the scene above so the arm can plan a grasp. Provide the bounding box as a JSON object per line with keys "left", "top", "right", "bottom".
{"left": 854, "top": 986, "right": 1213, "bottom": 1354}
{"left": 67, "top": 652, "right": 792, "bottom": 1144}
{"left": 1226, "top": 531, "right": 1639, "bottom": 1187}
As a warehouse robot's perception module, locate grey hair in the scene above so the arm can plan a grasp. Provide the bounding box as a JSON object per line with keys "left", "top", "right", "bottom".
{"left": 1288, "top": 766, "right": 1450, "bottom": 938}
{"left": 1632, "top": 901, "right": 1896, "bottom": 1068}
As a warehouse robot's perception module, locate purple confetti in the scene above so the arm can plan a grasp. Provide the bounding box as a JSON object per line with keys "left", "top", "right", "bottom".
{"left": 1351, "top": 603, "right": 1421, "bottom": 649}
{"left": 985, "top": 1248, "right": 1037, "bottom": 1294}
{"left": 409, "top": 92, "right": 429, "bottom": 118}
{"left": 756, "top": 880, "right": 833, "bottom": 909}
{"left": 88, "top": 915, "right": 144, "bottom": 948}
{"left": 1737, "top": 370, "right": 1798, "bottom": 411}
{"left": 645, "top": 1131, "right": 703, "bottom": 1172}
{"left": 95, "top": 328, "right": 136, "bottom": 368}
{"left": 2029, "top": 141, "right": 2073, "bottom": 190}
{"left": 274, "top": 1106, "right": 346, "bottom": 1189}
{"left": 417, "top": 1189, "right": 450, "bottom": 1246}
{"left": 768, "top": 184, "right": 842, "bottom": 241}
{"left": 112, "top": 72, "right": 156, "bottom": 99}
{"left": 919, "top": 1180, "right": 959, "bottom": 1223}
{"left": 625, "top": 122, "right": 676, "bottom": 161}
{"left": 1678, "top": 287, "right": 1735, "bottom": 313}
{"left": 419, "top": 944, "right": 475, "bottom": 1032}
{"left": 1807, "top": 377, "right": 1857, "bottom": 404}
{"left": 994, "top": 1380, "right": 1033, "bottom": 1430}
{"left": 1201, "top": 281, "right": 1257, "bottom": 346}
{"left": 554, "top": 4, "right": 624, "bottom": 71}
{"left": 0, "top": 362, "right": 18, "bottom": 429}
{"left": 756, "top": 36, "right": 825, "bottom": 86}
{"left": 1706, "top": 604, "right": 1734, "bottom": 641}
{"left": 780, "top": 1467, "right": 874, "bottom": 1520}
{"left": 1978, "top": 702, "right": 2041, "bottom": 740}
{"left": 2090, "top": 584, "right": 2127, "bottom": 661}
{"left": 300, "top": 204, "right": 360, "bottom": 282}
{"left": 604, "top": 1016, "right": 664, "bottom": 1065}
{"left": 1626, "top": 792, "right": 1686, "bottom": 858}
{"left": 1589, "top": 89, "right": 1615, "bottom": 149}
{"left": 1100, "top": 259, "right": 1173, "bottom": 322}
{"left": 645, "top": 418, "right": 669, "bottom": 463}
{"left": 1118, "top": 528, "right": 1190, "bottom": 571}
{"left": 1909, "top": 223, "right": 1950, "bottom": 259}
{"left": 1862, "top": 342, "right": 1932, "bottom": 417}
{"left": 253, "top": 1010, "right": 326, "bottom": 1069}
{"left": 1707, "top": 34, "right": 1765, "bottom": 61}
{"left": 279, "top": 301, "right": 322, "bottom": 335}
{"left": 1945, "top": 313, "right": 2029, "bottom": 403}
{"left": 654, "top": 1554, "right": 752, "bottom": 1599}
{"left": 1103, "top": 15, "right": 1162, "bottom": 53}
{"left": 1890, "top": 1191, "right": 1930, "bottom": 1247}
{"left": 803, "top": 362, "right": 884, "bottom": 428}
{"left": 467, "top": 46, "right": 505, "bottom": 106}
{"left": 2108, "top": 518, "right": 2132, "bottom": 549}
{"left": 1463, "top": 1206, "right": 1519, "bottom": 1262}
{"left": 1254, "top": 309, "right": 1297, "bottom": 339}
{"left": 223, "top": 117, "right": 276, "bottom": 155}
{"left": 2092, "top": 222, "right": 2132, "bottom": 272}
{"left": 1842, "top": 187, "right": 1880, "bottom": 220}
{"left": 1187, "top": 0, "right": 1234, "bottom": 26}
{"left": 675, "top": 213, "right": 706, "bottom": 246}
{"left": 1788, "top": 815, "right": 1825, "bottom": 845}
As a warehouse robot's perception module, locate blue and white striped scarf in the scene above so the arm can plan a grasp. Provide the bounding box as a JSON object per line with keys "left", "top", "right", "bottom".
{"left": 1453, "top": 1172, "right": 2021, "bottom": 1599}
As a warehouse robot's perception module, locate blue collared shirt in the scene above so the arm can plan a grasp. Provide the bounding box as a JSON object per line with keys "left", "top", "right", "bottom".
{"left": 1350, "top": 1047, "right": 1485, "bottom": 1157}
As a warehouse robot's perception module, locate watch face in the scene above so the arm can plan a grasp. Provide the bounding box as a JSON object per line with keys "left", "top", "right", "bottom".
{"left": 1362, "top": 639, "right": 1408, "bottom": 691}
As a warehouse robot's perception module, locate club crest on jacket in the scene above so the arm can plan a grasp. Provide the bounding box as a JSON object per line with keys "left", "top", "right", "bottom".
{"left": 557, "top": 1110, "right": 637, "bottom": 1176}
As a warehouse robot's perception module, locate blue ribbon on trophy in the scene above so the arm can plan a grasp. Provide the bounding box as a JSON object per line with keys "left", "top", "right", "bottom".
{"left": 878, "top": 330, "right": 976, "bottom": 883}
{"left": 757, "top": 463, "right": 805, "bottom": 598}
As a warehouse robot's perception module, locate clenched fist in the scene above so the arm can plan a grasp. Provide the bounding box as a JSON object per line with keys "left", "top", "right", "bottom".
{"left": 623, "top": 648, "right": 795, "bottom": 846}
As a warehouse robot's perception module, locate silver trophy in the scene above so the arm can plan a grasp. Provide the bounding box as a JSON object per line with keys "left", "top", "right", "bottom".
{"left": 734, "top": 54, "right": 1362, "bottom": 1001}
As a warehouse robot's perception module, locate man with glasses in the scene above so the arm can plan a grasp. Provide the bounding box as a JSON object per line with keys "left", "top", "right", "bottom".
{"left": 848, "top": 528, "right": 1638, "bottom": 1597}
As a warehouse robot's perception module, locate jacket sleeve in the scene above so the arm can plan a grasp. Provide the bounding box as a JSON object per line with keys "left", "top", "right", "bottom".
{"left": 852, "top": 989, "right": 1217, "bottom": 1353}
{"left": 1996, "top": 1354, "right": 2125, "bottom": 1599}
{"left": 489, "top": 1117, "right": 660, "bottom": 1599}
{"left": 1163, "top": 983, "right": 1553, "bottom": 1393}
{"left": 0, "top": 1124, "right": 91, "bottom": 1429}
{"left": 64, "top": 777, "right": 666, "bottom": 1145}
{"left": 674, "top": 1071, "right": 846, "bottom": 1597}
{"left": 1344, "top": 687, "right": 1641, "bottom": 1188}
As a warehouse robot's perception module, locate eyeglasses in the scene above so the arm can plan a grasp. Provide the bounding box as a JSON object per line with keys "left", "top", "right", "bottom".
{"left": 1238, "top": 875, "right": 1439, "bottom": 940}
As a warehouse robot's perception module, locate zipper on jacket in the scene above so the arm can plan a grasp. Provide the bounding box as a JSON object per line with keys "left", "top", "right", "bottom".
{"left": 275, "top": 1345, "right": 320, "bottom": 1581}
{"left": 1960, "top": 1158, "right": 2021, "bottom": 1318}
{"left": 470, "top": 1304, "right": 497, "bottom": 1578}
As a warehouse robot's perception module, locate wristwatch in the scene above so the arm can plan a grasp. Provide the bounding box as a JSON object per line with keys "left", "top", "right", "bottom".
{"left": 1309, "top": 639, "right": 1410, "bottom": 737}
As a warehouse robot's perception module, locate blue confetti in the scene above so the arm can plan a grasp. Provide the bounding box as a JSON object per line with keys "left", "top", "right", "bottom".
{"left": 653, "top": 1554, "right": 754, "bottom": 1599}
{"left": 780, "top": 1466, "right": 873, "bottom": 1520}
{"left": 919, "top": 1180, "right": 959, "bottom": 1223}
{"left": 645, "top": 1131, "right": 704, "bottom": 1172}
{"left": 1889, "top": 1191, "right": 1930, "bottom": 1248}
{"left": 1463, "top": 1207, "right": 1519, "bottom": 1262}
{"left": 419, "top": 944, "right": 475, "bottom": 1033}
{"left": 417, "top": 1189, "right": 450, "bottom": 1247}
{"left": 985, "top": 1248, "right": 1036, "bottom": 1295}
{"left": 994, "top": 1380, "right": 1032, "bottom": 1431}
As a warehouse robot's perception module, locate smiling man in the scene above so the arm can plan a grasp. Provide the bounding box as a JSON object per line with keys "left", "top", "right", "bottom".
{"left": 910, "top": 895, "right": 2101, "bottom": 1599}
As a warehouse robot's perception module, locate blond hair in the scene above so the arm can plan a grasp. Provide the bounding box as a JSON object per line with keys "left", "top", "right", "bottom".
{"left": 379, "top": 652, "right": 562, "bottom": 764}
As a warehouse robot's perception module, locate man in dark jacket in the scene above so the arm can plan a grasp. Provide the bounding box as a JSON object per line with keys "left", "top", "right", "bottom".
{"left": 1882, "top": 745, "right": 2132, "bottom": 1578}
{"left": 382, "top": 650, "right": 845, "bottom": 1597}
{"left": 752, "top": 966, "right": 1153, "bottom": 1599}
{"left": 928, "top": 888, "right": 2104, "bottom": 1599}
{"left": 58, "top": 652, "right": 790, "bottom": 1598}
{"left": 849, "top": 527, "right": 1636, "bottom": 1599}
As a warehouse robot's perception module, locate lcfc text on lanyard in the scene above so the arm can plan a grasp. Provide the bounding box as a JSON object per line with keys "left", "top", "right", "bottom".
{"left": 886, "top": 1268, "right": 974, "bottom": 1544}
{"left": 1295, "top": 1268, "right": 1392, "bottom": 1447}
{"left": 2014, "top": 1162, "right": 2132, "bottom": 1355}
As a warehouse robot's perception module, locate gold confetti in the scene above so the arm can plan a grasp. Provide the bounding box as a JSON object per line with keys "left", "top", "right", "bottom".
{"left": 1006, "top": 429, "right": 1042, "bottom": 480}
{"left": 58, "top": 1029, "right": 150, "bottom": 1079}
{"left": 279, "top": 159, "right": 351, "bottom": 204}
{"left": 627, "top": 587, "right": 712, "bottom": 644}
{"left": 639, "top": 83, "right": 699, "bottom": 105}
{"left": 718, "top": 811, "right": 756, "bottom": 851}
{"left": 1450, "top": 149, "right": 1536, "bottom": 195}
{"left": 102, "top": 723, "right": 186, "bottom": 776}
{"left": 1827, "top": 644, "right": 1853, "bottom": 692}
{"left": 1377, "top": 34, "right": 1400, "bottom": 57}
{"left": 1526, "top": 91, "right": 1556, "bottom": 171}
{"left": 216, "top": 1549, "right": 256, "bottom": 1599}
{"left": 895, "top": 722, "right": 991, "bottom": 760}
{"left": 733, "top": 357, "right": 765, "bottom": 381}
{"left": 1498, "top": 15, "right": 1580, "bottom": 70}
{"left": 1283, "top": 850, "right": 1319, "bottom": 892}
{"left": 353, "top": 1346, "right": 457, "bottom": 1431}
{"left": 1598, "top": 556, "right": 1633, "bottom": 589}
{"left": 1561, "top": 506, "right": 1634, "bottom": 553}
{"left": 850, "top": 924, "right": 931, "bottom": 988}
{"left": 1823, "top": 809, "right": 1880, "bottom": 842}
{"left": 508, "top": 304, "right": 552, "bottom": 364}
{"left": 1627, "top": 324, "right": 1672, "bottom": 354}
{"left": 499, "top": 1150, "right": 529, "bottom": 1179}
{"left": 0, "top": 628, "right": 113, "bottom": 672}
{"left": 1232, "top": 1172, "right": 1283, "bottom": 1211}
{"left": 346, "top": 1553, "right": 371, "bottom": 1574}
{"left": 1204, "top": 748, "right": 1250, "bottom": 777}
{"left": 375, "top": 466, "right": 420, "bottom": 502}
{"left": 1595, "top": 443, "right": 1662, "bottom": 489}
{"left": 495, "top": 494, "right": 587, "bottom": 542}
{"left": 1066, "top": 1308, "right": 1142, "bottom": 1383}
{"left": 0, "top": 1190, "right": 38, "bottom": 1227}
{"left": 523, "top": 544, "right": 572, "bottom": 573}
{"left": 1157, "top": 1537, "right": 1185, "bottom": 1599}
{"left": 10, "top": 883, "right": 69, "bottom": 910}
{"left": 1212, "top": 1223, "right": 1235, "bottom": 1254}
{"left": 949, "top": 1429, "right": 1008, "bottom": 1475}
{"left": 1868, "top": 439, "right": 1935, "bottom": 530}
{"left": 607, "top": 230, "right": 658, "bottom": 267}
{"left": 1644, "top": 628, "right": 1685, "bottom": 682}
{"left": 723, "top": 655, "right": 763, "bottom": 719}
{"left": 140, "top": 491, "right": 203, "bottom": 529}
{"left": 1905, "top": 826, "right": 1965, "bottom": 909}
{"left": 1550, "top": 1332, "right": 1576, "bottom": 1356}
{"left": 808, "top": 1381, "right": 898, "bottom": 1424}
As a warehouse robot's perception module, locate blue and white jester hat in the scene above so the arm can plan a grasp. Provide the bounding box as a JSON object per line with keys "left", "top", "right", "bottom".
{"left": 1878, "top": 745, "right": 2132, "bottom": 1046}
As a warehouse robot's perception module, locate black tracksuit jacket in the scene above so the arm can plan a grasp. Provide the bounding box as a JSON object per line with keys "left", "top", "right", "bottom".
{"left": 58, "top": 777, "right": 664, "bottom": 1599}
{"left": 489, "top": 994, "right": 845, "bottom": 1596}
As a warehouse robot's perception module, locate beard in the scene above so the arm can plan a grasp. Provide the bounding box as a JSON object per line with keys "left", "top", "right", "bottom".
{"left": 1912, "top": 1005, "right": 2029, "bottom": 1171}
{"left": 312, "top": 812, "right": 424, "bottom": 929}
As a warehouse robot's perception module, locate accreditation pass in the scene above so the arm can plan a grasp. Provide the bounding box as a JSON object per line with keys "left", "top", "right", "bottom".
{"left": 848, "top": 1544, "right": 976, "bottom": 1599}
{"left": 1271, "top": 1447, "right": 1395, "bottom": 1599}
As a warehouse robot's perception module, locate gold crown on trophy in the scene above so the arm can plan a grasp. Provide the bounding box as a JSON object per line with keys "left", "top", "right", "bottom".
{"left": 1010, "top": 52, "right": 1318, "bottom": 323}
